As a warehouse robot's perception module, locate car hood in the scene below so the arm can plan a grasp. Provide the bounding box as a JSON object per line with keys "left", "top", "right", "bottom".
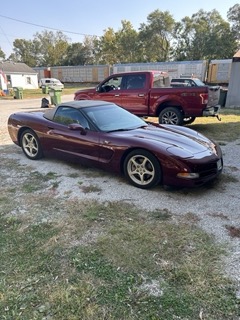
{"left": 114, "top": 125, "right": 219, "bottom": 159}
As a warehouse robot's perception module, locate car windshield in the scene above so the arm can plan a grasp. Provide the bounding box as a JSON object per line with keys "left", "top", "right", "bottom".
{"left": 193, "top": 79, "right": 206, "bottom": 86}
{"left": 84, "top": 104, "right": 146, "bottom": 132}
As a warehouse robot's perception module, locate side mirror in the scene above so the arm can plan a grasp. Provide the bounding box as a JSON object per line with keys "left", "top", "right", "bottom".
{"left": 68, "top": 123, "right": 87, "bottom": 135}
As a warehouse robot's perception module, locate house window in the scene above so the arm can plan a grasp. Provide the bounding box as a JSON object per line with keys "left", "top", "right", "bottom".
{"left": 6, "top": 75, "right": 11, "bottom": 84}
{"left": 26, "top": 77, "right": 31, "bottom": 84}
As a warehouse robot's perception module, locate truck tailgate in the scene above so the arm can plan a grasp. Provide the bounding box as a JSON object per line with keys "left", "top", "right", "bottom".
{"left": 208, "top": 86, "right": 220, "bottom": 106}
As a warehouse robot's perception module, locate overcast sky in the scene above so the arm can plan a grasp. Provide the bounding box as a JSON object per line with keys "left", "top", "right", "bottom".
{"left": 0, "top": 0, "right": 237, "bottom": 57}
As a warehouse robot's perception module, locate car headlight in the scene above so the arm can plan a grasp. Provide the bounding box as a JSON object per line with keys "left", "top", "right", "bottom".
{"left": 167, "top": 146, "right": 193, "bottom": 159}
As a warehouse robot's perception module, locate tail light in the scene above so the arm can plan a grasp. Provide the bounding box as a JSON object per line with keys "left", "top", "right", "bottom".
{"left": 200, "top": 93, "right": 208, "bottom": 104}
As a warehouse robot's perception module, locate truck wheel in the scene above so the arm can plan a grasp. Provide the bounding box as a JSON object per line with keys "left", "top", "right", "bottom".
{"left": 159, "top": 107, "right": 183, "bottom": 125}
{"left": 183, "top": 117, "right": 196, "bottom": 125}
{"left": 123, "top": 149, "right": 162, "bottom": 189}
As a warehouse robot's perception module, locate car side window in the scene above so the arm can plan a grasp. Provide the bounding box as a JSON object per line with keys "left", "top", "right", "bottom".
{"left": 53, "top": 107, "right": 90, "bottom": 129}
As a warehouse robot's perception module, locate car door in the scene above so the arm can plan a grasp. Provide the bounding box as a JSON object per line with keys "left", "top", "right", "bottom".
{"left": 43, "top": 106, "right": 100, "bottom": 164}
{"left": 90, "top": 74, "right": 148, "bottom": 115}
{"left": 119, "top": 74, "right": 149, "bottom": 115}
{"left": 91, "top": 75, "right": 123, "bottom": 106}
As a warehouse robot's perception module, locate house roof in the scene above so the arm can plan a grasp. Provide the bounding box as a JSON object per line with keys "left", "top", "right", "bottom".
{"left": 0, "top": 61, "right": 37, "bottom": 74}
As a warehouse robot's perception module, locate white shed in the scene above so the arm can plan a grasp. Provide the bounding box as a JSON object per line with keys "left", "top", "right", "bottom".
{"left": 0, "top": 61, "right": 39, "bottom": 91}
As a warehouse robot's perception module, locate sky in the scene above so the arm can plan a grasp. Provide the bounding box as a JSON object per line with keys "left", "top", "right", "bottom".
{"left": 0, "top": 0, "right": 238, "bottom": 58}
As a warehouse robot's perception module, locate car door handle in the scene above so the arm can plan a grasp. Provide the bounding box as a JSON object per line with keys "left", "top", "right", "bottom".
{"left": 138, "top": 94, "right": 144, "bottom": 97}
{"left": 114, "top": 94, "right": 120, "bottom": 97}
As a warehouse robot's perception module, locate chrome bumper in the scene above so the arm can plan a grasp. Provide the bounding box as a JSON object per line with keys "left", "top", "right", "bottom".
{"left": 203, "top": 105, "right": 221, "bottom": 117}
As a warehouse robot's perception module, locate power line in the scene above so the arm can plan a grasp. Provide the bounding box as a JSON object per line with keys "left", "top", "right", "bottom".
{"left": 0, "top": 25, "right": 12, "bottom": 48}
{"left": 0, "top": 14, "right": 99, "bottom": 37}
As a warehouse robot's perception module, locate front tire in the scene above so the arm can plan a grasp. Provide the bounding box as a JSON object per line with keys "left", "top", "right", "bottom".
{"left": 20, "top": 129, "right": 43, "bottom": 160}
{"left": 124, "top": 149, "right": 162, "bottom": 189}
{"left": 159, "top": 107, "right": 183, "bottom": 125}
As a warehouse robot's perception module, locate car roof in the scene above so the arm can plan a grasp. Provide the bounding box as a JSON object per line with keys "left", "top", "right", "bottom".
{"left": 171, "top": 78, "right": 199, "bottom": 81}
{"left": 43, "top": 100, "right": 115, "bottom": 121}
{"left": 60, "top": 100, "right": 114, "bottom": 109}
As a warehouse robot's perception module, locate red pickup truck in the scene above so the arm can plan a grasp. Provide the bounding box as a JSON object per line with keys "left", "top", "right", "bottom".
{"left": 74, "top": 71, "right": 220, "bottom": 125}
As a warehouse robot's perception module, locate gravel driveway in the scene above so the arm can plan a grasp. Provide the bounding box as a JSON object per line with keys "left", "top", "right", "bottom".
{"left": 0, "top": 96, "right": 240, "bottom": 292}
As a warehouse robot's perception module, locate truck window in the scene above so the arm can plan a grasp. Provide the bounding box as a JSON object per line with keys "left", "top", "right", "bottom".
{"left": 125, "top": 75, "right": 146, "bottom": 89}
{"left": 153, "top": 74, "right": 169, "bottom": 87}
{"left": 101, "top": 76, "right": 123, "bottom": 92}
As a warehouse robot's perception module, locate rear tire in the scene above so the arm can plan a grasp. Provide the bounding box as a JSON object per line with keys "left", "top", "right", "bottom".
{"left": 159, "top": 107, "right": 183, "bottom": 125}
{"left": 183, "top": 117, "right": 196, "bottom": 125}
{"left": 20, "top": 129, "right": 43, "bottom": 160}
{"left": 124, "top": 149, "right": 162, "bottom": 189}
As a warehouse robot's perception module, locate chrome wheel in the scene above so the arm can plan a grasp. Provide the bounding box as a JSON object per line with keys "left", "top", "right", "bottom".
{"left": 124, "top": 149, "right": 161, "bottom": 189}
{"left": 159, "top": 107, "right": 183, "bottom": 125}
{"left": 21, "top": 130, "right": 43, "bottom": 160}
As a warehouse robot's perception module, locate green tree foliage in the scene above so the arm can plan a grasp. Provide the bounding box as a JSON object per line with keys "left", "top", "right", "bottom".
{"left": 63, "top": 36, "right": 98, "bottom": 65}
{"left": 95, "top": 27, "right": 118, "bottom": 64}
{"left": 227, "top": 4, "right": 240, "bottom": 44}
{"left": 9, "top": 4, "right": 240, "bottom": 66}
{"left": 11, "top": 39, "right": 41, "bottom": 66}
{"left": 0, "top": 47, "right": 5, "bottom": 59}
{"left": 138, "top": 10, "right": 175, "bottom": 61}
{"left": 11, "top": 30, "right": 69, "bottom": 66}
{"left": 172, "top": 9, "right": 237, "bottom": 60}
{"left": 34, "top": 30, "right": 69, "bottom": 66}
{"left": 115, "top": 20, "right": 139, "bottom": 63}
{"left": 82, "top": 36, "right": 98, "bottom": 65}
{"left": 63, "top": 42, "right": 89, "bottom": 65}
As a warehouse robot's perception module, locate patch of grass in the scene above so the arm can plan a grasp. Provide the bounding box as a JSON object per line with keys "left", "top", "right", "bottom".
{"left": 1, "top": 110, "right": 240, "bottom": 318}
{"left": 221, "top": 172, "right": 239, "bottom": 184}
{"left": 0, "top": 195, "right": 18, "bottom": 215}
{"left": 0, "top": 201, "right": 239, "bottom": 319}
{"left": 225, "top": 225, "right": 240, "bottom": 238}
{"left": 80, "top": 184, "right": 102, "bottom": 193}
{"left": 0, "top": 85, "right": 93, "bottom": 100}
{"left": 147, "top": 108, "right": 240, "bottom": 142}
{"left": 21, "top": 171, "right": 59, "bottom": 193}
{"left": 151, "top": 208, "right": 172, "bottom": 220}
{"left": 221, "top": 108, "right": 240, "bottom": 116}
{"left": 68, "top": 172, "right": 81, "bottom": 178}
{"left": 188, "top": 110, "right": 240, "bottom": 142}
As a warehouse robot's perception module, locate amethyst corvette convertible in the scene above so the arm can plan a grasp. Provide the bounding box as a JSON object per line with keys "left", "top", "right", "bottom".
{"left": 8, "top": 100, "right": 223, "bottom": 189}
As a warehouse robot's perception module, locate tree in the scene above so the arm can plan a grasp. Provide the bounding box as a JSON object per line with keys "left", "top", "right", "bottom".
{"left": 227, "top": 4, "right": 240, "bottom": 44}
{"left": 138, "top": 10, "right": 175, "bottom": 62}
{"left": 82, "top": 35, "right": 98, "bottom": 65}
{"left": 11, "top": 39, "right": 41, "bottom": 66}
{"left": 172, "top": 9, "right": 237, "bottom": 60}
{"left": 115, "top": 20, "right": 139, "bottom": 63}
{"left": 34, "top": 30, "right": 69, "bottom": 66}
{"left": 63, "top": 43, "right": 89, "bottom": 65}
{"left": 95, "top": 27, "right": 118, "bottom": 64}
{"left": 0, "top": 47, "right": 5, "bottom": 59}
{"left": 11, "top": 30, "right": 70, "bottom": 66}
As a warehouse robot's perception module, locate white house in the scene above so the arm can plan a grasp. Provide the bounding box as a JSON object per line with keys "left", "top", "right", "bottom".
{"left": 0, "top": 61, "right": 39, "bottom": 91}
